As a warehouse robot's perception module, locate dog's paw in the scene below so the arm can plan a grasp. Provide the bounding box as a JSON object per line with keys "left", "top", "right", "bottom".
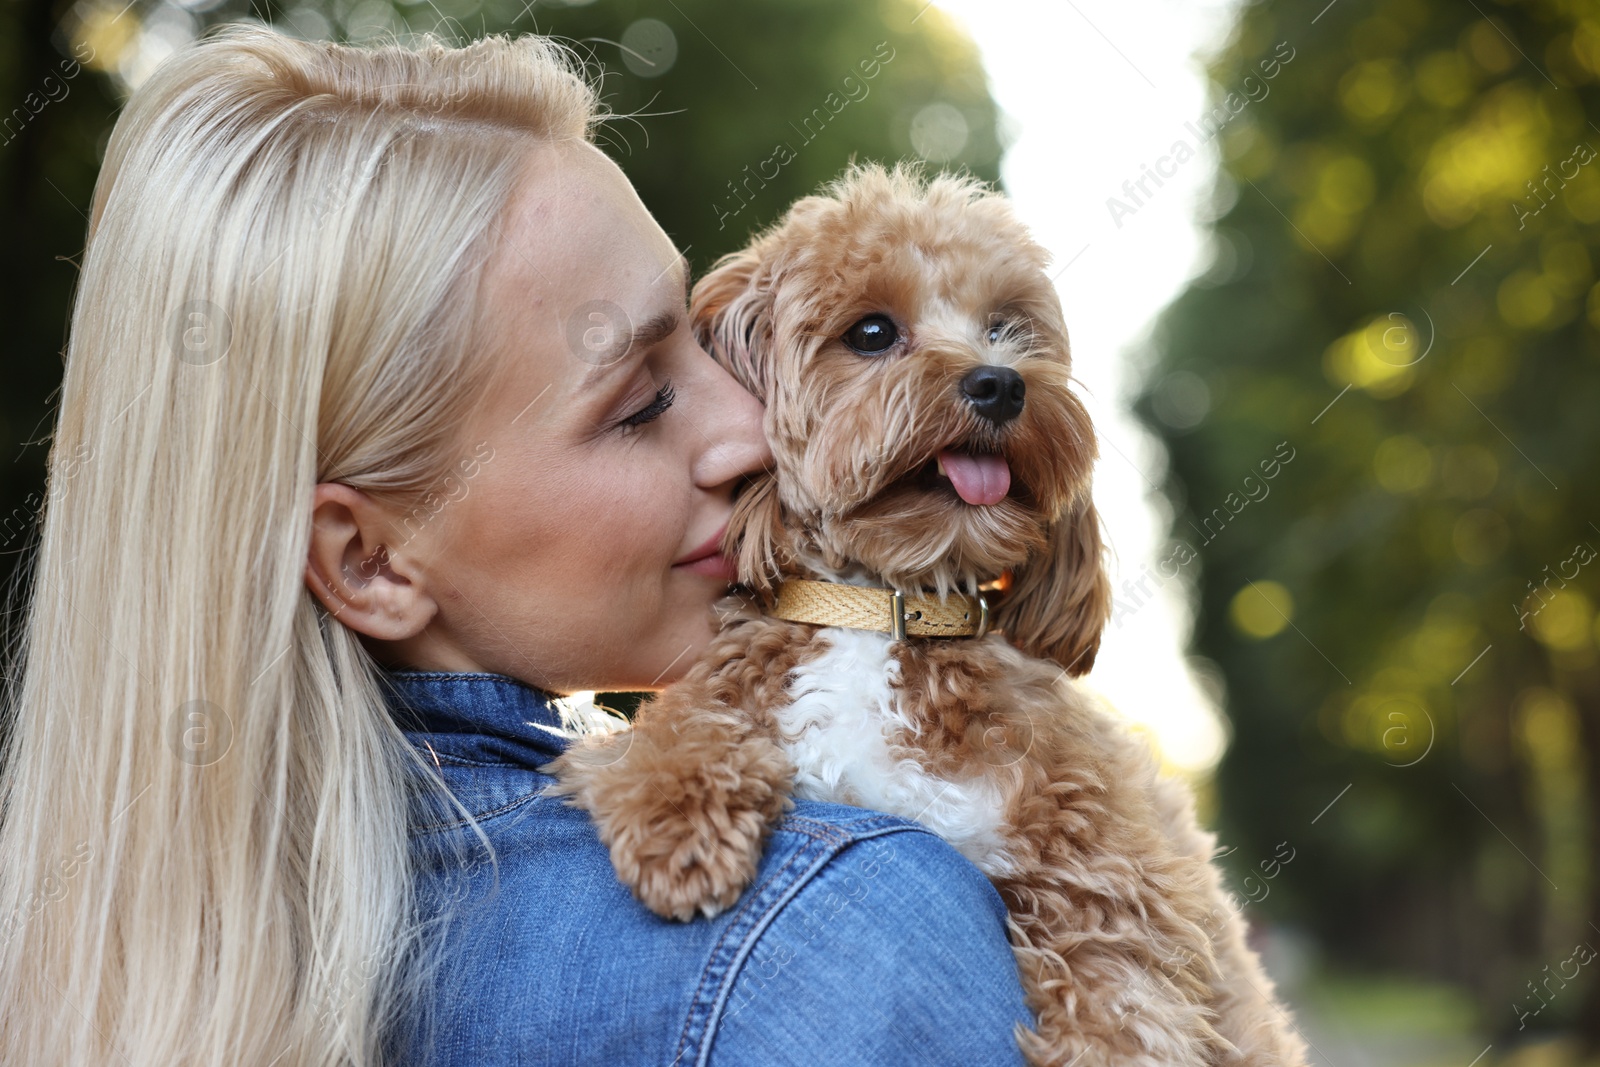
{"left": 547, "top": 718, "right": 794, "bottom": 922}
{"left": 605, "top": 790, "right": 774, "bottom": 922}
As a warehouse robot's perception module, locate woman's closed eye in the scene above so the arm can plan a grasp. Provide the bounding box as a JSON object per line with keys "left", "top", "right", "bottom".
{"left": 618, "top": 378, "right": 676, "bottom": 431}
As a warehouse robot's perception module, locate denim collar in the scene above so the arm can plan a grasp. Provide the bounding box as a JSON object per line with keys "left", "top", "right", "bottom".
{"left": 377, "top": 668, "right": 574, "bottom": 754}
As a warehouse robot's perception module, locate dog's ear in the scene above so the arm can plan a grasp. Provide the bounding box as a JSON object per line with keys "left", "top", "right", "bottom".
{"left": 991, "top": 491, "right": 1111, "bottom": 676}
{"left": 725, "top": 470, "right": 789, "bottom": 598}
{"left": 690, "top": 249, "right": 774, "bottom": 400}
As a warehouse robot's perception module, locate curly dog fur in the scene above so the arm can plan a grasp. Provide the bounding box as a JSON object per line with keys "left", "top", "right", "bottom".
{"left": 544, "top": 162, "right": 1310, "bottom": 1067}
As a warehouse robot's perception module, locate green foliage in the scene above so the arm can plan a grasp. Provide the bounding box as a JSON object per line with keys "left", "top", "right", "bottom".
{"left": 508, "top": 0, "right": 1006, "bottom": 273}
{"left": 1138, "top": 0, "right": 1600, "bottom": 1040}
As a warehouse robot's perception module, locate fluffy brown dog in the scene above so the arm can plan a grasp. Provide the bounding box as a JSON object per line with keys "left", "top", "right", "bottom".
{"left": 544, "top": 162, "right": 1309, "bottom": 1067}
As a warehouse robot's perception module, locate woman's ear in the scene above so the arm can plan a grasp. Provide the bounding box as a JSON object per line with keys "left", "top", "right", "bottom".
{"left": 689, "top": 248, "right": 773, "bottom": 400}
{"left": 304, "top": 483, "right": 437, "bottom": 641}
{"left": 991, "top": 491, "right": 1111, "bottom": 676}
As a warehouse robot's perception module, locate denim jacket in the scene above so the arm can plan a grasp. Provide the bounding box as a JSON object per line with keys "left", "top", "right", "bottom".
{"left": 377, "top": 668, "right": 1033, "bottom": 1066}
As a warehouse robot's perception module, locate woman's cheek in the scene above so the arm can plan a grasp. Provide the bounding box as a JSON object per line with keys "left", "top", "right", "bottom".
{"left": 634, "top": 465, "right": 690, "bottom": 561}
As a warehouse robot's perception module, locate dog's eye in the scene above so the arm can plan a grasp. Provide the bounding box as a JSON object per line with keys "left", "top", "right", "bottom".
{"left": 987, "top": 318, "right": 1014, "bottom": 344}
{"left": 843, "top": 314, "right": 898, "bottom": 355}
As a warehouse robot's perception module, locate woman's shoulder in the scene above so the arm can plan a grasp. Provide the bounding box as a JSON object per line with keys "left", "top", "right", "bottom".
{"left": 398, "top": 777, "right": 1031, "bottom": 1066}
{"left": 707, "top": 804, "right": 1033, "bottom": 1066}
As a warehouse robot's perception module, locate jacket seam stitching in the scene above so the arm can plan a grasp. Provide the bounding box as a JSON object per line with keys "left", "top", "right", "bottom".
{"left": 415, "top": 750, "right": 501, "bottom": 768}
{"left": 778, "top": 814, "right": 921, "bottom": 840}
{"left": 386, "top": 670, "right": 527, "bottom": 682}
{"left": 678, "top": 821, "right": 941, "bottom": 1067}
{"left": 407, "top": 789, "right": 543, "bottom": 837}
{"left": 672, "top": 838, "right": 811, "bottom": 1067}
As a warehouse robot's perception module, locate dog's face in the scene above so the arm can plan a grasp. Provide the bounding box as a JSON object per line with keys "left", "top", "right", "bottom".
{"left": 693, "top": 164, "right": 1111, "bottom": 674}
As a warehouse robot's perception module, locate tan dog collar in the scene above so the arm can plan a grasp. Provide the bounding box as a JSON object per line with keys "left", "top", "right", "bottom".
{"left": 765, "top": 577, "right": 990, "bottom": 639}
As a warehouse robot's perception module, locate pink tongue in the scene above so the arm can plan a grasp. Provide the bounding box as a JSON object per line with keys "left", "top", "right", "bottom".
{"left": 938, "top": 449, "right": 1011, "bottom": 506}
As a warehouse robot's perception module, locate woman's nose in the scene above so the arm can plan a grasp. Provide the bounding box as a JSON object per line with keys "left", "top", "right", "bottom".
{"left": 693, "top": 358, "right": 773, "bottom": 491}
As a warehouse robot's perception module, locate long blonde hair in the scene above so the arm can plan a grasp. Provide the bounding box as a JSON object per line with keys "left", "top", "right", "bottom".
{"left": 0, "top": 25, "right": 599, "bottom": 1066}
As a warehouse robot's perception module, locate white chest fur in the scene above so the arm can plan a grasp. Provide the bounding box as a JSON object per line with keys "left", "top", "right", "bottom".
{"left": 776, "top": 627, "right": 1018, "bottom": 878}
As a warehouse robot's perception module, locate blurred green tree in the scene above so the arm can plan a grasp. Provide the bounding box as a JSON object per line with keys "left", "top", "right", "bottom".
{"left": 1137, "top": 0, "right": 1600, "bottom": 1044}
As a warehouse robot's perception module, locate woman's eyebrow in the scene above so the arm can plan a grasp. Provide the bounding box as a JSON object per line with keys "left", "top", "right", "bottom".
{"left": 579, "top": 306, "right": 684, "bottom": 386}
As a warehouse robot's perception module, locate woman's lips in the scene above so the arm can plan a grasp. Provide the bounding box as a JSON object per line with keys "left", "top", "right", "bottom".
{"left": 672, "top": 519, "right": 736, "bottom": 580}
{"left": 674, "top": 552, "right": 738, "bottom": 580}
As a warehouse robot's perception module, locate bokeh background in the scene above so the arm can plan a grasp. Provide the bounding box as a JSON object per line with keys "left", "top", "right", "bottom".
{"left": 3, "top": 0, "right": 1598, "bottom": 1064}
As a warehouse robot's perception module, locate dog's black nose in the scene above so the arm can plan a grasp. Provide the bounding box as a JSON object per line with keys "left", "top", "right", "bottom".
{"left": 960, "top": 365, "right": 1025, "bottom": 425}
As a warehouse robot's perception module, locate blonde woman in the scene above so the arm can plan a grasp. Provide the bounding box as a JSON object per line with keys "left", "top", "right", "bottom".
{"left": 0, "top": 25, "right": 1032, "bottom": 1067}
